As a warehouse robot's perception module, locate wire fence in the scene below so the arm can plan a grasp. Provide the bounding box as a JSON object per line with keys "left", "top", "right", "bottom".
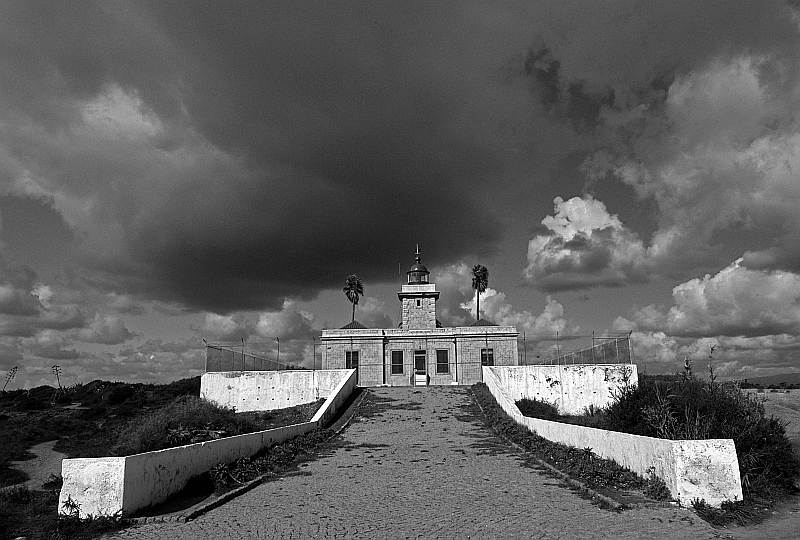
{"left": 206, "top": 332, "right": 635, "bottom": 372}
{"left": 205, "top": 343, "right": 307, "bottom": 372}
{"left": 519, "top": 333, "right": 634, "bottom": 365}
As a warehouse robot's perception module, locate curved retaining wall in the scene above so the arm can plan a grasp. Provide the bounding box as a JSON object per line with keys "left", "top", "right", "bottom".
{"left": 59, "top": 369, "right": 356, "bottom": 518}
{"left": 489, "top": 364, "right": 637, "bottom": 415}
{"left": 200, "top": 370, "right": 351, "bottom": 412}
{"left": 483, "top": 366, "right": 742, "bottom": 507}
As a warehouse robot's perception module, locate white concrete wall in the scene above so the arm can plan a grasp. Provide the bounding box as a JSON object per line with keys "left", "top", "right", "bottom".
{"left": 60, "top": 369, "right": 356, "bottom": 517}
{"left": 59, "top": 458, "right": 126, "bottom": 517}
{"left": 311, "top": 368, "right": 357, "bottom": 427}
{"left": 200, "top": 369, "right": 350, "bottom": 412}
{"left": 483, "top": 366, "right": 742, "bottom": 507}
{"left": 489, "top": 364, "right": 637, "bottom": 415}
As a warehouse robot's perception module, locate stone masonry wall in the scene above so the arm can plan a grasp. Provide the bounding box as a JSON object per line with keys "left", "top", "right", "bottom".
{"left": 401, "top": 296, "right": 436, "bottom": 329}
{"left": 322, "top": 330, "right": 519, "bottom": 386}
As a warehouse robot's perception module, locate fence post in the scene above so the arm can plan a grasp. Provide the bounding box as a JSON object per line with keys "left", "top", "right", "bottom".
{"left": 628, "top": 333, "right": 634, "bottom": 364}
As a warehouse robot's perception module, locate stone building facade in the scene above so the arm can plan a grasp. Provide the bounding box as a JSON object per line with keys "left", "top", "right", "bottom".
{"left": 321, "top": 249, "right": 519, "bottom": 386}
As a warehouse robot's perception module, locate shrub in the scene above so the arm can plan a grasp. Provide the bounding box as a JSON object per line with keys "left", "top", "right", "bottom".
{"left": 104, "top": 385, "right": 136, "bottom": 405}
{"left": 111, "top": 396, "right": 261, "bottom": 455}
{"left": 516, "top": 398, "right": 560, "bottom": 420}
{"left": 604, "top": 374, "right": 800, "bottom": 500}
{"left": 109, "top": 395, "right": 324, "bottom": 455}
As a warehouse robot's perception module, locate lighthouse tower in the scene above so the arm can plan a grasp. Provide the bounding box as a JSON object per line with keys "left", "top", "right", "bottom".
{"left": 398, "top": 245, "right": 440, "bottom": 329}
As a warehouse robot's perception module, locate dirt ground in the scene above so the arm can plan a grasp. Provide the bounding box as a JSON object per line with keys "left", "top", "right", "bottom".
{"left": 724, "top": 390, "right": 800, "bottom": 540}
{"left": 4, "top": 440, "right": 66, "bottom": 491}
{"left": 760, "top": 390, "right": 800, "bottom": 456}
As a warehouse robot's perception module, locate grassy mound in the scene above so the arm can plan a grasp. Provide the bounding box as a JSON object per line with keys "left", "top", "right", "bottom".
{"left": 0, "top": 377, "right": 203, "bottom": 486}
{"left": 111, "top": 395, "right": 324, "bottom": 455}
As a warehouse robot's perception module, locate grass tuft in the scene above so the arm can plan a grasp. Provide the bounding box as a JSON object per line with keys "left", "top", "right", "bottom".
{"left": 516, "top": 397, "right": 560, "bottom": 420}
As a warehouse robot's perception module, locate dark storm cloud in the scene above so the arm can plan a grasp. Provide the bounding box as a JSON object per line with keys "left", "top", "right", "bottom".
{"left": 4, "top": 1, "right": 800, "bottom": 314}
{"left": 523, "top": 48, "right": 614, "bottom": 131}
{"left": 0, "top": 264, "right": 40, "bottom": 316}
{"left": 2, "top": 1, "right": 533, "bottom": 312}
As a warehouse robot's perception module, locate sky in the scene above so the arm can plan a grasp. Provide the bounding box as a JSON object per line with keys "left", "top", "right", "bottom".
{"left": 2, "top": 1, "right": 800, "bottom": 388}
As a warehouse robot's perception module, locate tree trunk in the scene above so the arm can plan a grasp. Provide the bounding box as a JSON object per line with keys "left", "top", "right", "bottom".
{"left": 352, "top": 302, "right": 356, "bottom": 323}
{"left": 476, "top": 292, "right": 480, "bottom": 322}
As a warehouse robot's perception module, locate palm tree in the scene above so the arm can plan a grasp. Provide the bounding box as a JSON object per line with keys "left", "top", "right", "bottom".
{"left": 471, "top": 264, "right": 488, "bottom": 322}
{"left": 343, "top": 274, "right": 364, "bottom": 323}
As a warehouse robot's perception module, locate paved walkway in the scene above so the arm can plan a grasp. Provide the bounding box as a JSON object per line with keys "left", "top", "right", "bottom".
{"left": 108, "top": 387, "right": 722, "bottom": 539}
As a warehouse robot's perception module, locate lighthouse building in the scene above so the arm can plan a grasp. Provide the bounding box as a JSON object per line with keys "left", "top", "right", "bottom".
{"left": 321, "top": 249, "right": 519, "bottom": 386}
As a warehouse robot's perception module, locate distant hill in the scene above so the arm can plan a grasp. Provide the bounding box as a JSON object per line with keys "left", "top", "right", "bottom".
{"left": 738, "top": 372, "right": 800, "bottom": 386}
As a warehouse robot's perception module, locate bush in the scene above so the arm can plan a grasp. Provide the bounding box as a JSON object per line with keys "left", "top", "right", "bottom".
{"left": 109, "top": 395, "right": 324, "bottom": 456}
{"left": 604, "top": 374, "right": 800, "bottom": 500}
{"left": 516, "top": 398, "right": 560, "bottom": 420}
{"left": 104, "top": 385, "right": 136, "bottom": 405}
{"left": 111, "top": 396, "right": 262, "bottom": 455}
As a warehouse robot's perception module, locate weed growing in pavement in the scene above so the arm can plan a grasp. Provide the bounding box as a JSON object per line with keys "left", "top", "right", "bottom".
{"left": 691, "top": 498, "right": 765, "bottom": 527}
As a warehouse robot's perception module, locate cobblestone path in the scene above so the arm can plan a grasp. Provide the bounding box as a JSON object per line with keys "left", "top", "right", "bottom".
{"left": 108, "top": 386, "right": 723, "bottom": 539}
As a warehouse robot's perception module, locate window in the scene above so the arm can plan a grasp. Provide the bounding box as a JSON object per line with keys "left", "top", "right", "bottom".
{"left": 345, "top": 350, "right": 359, "bottom": 370}
{"left": 436, "top": 350, "right": 449, "bottom": 374}
{"left": 416, "top": 299, "right": 421, "bottom": 307}
{"left": 391, "top": 350, "right": 403, "bottom": 374}
{"left": 480, "top": 348, "right": 494, "bottom": 366}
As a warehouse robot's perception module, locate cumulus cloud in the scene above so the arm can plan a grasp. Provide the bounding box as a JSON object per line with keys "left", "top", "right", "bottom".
{"left": 619, "top": 330, "right": 800, "bottom": 380}
{"left": 524, "top": 196, "right": 648, "bottom": 290}
{"left": 200, "top": 313, "right": 252, "bottom": 342}
{"left": 24, "top": 330, "right": 80, "bottom": 360}
{"left": 460, "top": 290, "right": 576, "bottom": 340}
{"left": 0, "top": 337, "right": 23, "bottom": 370}
{"left": 625, "top": 258, "right": 800, "bottom": 338}
{"left": 583, "top": 56, "right": 800, "bottom": 278}
{"left": 354, "top": 297, "right": 395, "bottom": 329}
{"left": 612, "top": 257, "right": 800, "bottom": 378}
{"left": 0, "top": 262, "right": 44, "bottom": 316}
{"left": 530, "top": 54, "right": 800, "bottom": 290}
{"left": 255, "top": 300, "right": 316, "bottom": 340}
{"left": 0, "top": 264, "right": 86, "bottom": 338}
{"left": 433, "top": 262, "right": 475, "bottom": 326}
{"left": 30, "top": 284, "right": 53, "bottom": 310}
{"left": 75, "top": 314, "right": 137, "bottom": 345}
{"left": 105, "top": 293, "right": 145, "bottom": 315}
{"left": 112, "top": 338, "right": 206, "bottom": 384}
{"left": 0, "top": 283, "right": 40, "bottom": 315}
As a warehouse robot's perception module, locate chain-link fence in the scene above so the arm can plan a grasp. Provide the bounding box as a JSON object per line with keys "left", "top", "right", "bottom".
{"left": 205, "top": 343, "right": 298, "bottom": 372}
{"left": 519, "top": 333, "right": 634, "bottom": 365}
